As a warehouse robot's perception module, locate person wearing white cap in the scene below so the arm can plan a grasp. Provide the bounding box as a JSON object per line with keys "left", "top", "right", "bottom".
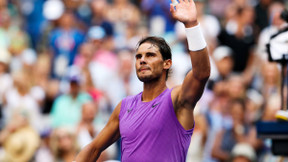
{"left": 213, "top": 45, "right": 234, "bottom": 77}
{"left": 206, "top": 45, "right": 234, "bottom": 90}
{"left": 230, "top": 143, "right": 256, "bottom": 162}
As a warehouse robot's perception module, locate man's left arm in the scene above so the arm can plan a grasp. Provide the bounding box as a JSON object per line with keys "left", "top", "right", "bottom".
{"left": 170, "top": 0, "right": 210, "bottom": 129}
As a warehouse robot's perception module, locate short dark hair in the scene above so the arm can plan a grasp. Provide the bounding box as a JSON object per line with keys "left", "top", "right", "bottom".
{"left": 136, "top": 36, "right": 172, "bottom": 80}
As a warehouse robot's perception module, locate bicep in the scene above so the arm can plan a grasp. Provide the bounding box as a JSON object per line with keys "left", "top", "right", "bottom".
{"left": 174, "top": 70, "right": 207, "bottom": 108}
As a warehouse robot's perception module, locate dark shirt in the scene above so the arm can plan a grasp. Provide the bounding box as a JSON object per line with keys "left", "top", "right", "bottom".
{"left": 218, "top": 29, "right": 255, "bottom": 72}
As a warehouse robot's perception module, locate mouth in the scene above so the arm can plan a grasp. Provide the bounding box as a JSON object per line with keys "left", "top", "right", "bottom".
{"left": 139, "top": 66, "right": 150, "bottom": 72}
{"left": 140, "top": 68, "right": 149, "bottom": 72}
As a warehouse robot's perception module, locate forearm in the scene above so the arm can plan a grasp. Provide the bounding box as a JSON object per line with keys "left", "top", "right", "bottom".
{"left": 189, "top": 48, "right": 210, "bottom": 81}
{"left": 178, "top": 25, "right": 210, "bottom": 106}
{"left": 75, "top": 142, "right": 101, "bottom": 162}
{"left": 75, "top": 103, "right": 121, "bottom": 162}
{"left": 185, "top": 23, "right": 210, "bottom": 81}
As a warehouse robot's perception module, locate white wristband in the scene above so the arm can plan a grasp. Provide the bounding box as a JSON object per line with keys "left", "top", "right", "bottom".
{"left": 185, "top": 24, "right": 207, "bottom": 51}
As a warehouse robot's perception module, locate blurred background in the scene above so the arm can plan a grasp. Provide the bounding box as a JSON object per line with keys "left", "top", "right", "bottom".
{"left": 0, "top": 0, "right": 287, "bottom": 161}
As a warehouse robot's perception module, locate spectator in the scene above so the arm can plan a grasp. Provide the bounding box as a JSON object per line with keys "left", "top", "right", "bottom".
{"left": 218, "top": 5, "right": 256, "bottom": 76}
{"left": 106, "top": 0, "right": 141, "bottom": 35}
{"left": 202, "top": 80, "right": 231, "bottom": 162}
{"left": 49, "top": 127, "right": 79, "bottom": 162}
{"left": 50, "top": 73, "right": 92, "bottom": 128}
{"left": 230, "top": 143, "right": 256, "bottom": 162}
{"left": 208, "top": 45, "right": 234, "bottom": 90}
{"left": 256, "top": 1, "right": 287, "bottom": 62}
{"left": 141, "top": 0, "right": 175, "bottom": 35}
{"left": 0, "top": 9, "right": 30, "bottom": 56}
{"left": 19, "top": 0, "right": 46, "bottom": 50}
{"left": 3, "top": 70, "right": 43, "bottom": 132}
{"left": 87, "top": 25, "right": 117, "bottom": 71}
{"left": 49, "top": 10, "right": 85, "bottom": 79}
{"left": 90, "top": 0, "right": 114, "bottom": 36}
{"left": 0, "top": 109, "right": 40, "bottom": 162}
{"left": 85, "top": 26, "right": 117, "bottom": 92}
{"left": 211, "top": 99, "right": 259, "bottom": 162}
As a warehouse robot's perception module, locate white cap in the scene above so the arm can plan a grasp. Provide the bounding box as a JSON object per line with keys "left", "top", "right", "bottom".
{"left": 231, "top": 143, "right": 256, "bottom": 162}
{"left": 213, "top": 45, "right": 233, "bottom": 61}
{"left": 43, "top": 0, "right": 64, "bottom": 20}
{"left": 87, "top": 26, "right": 106, "bottom": 40}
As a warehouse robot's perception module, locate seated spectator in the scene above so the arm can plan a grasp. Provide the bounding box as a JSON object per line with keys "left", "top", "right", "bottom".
{"left": 0, "top": 110, "right": 40, "bottom": 162}
{"left": 50, "top": 74, "right": 92, "bottom": 128}
{"left": 49, "top": 10, "right": 85, "bottom": 79}
{"left": 49, "top": 127, "right": 79, "bottom": 162}
{"left": 3, "top": 70, "right": 43, "bottom": 132}
{"left": 207, "top": 45, "right": 234, "bottom": 90}
{"left": 230, "top": 143, "right": 256, "bottom": 162}
{"left": 211, "top": 99, "right": 260, "bottom": 161}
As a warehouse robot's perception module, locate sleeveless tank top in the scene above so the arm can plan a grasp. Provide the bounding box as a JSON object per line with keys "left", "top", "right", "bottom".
{"left": 119, "top": 88, "right": 194, "bottom": 162}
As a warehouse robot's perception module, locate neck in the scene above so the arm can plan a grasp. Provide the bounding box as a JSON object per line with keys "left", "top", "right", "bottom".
{"left": 142, "top": 77, "right": 167, "bottom": 102}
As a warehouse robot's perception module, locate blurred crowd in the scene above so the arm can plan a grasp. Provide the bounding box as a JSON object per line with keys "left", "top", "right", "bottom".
{"left": 0, "top": 0, "right": 287, "bottom": 161}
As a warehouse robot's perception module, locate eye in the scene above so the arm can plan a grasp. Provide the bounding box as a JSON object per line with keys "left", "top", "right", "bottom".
{"left": 146, "top": 52, "right": 155, "bottom": 57}
{"left": 135, "top": 54, "right": 142, "bottom": 59}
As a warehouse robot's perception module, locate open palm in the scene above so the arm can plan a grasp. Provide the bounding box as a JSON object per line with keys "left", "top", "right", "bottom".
{"left": 170, "top": 0, "right": 198, "bottom": 27}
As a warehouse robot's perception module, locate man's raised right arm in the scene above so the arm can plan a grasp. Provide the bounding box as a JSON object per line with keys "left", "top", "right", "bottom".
{"left": 75, "top": 101, "right": 121, "bottom": 162}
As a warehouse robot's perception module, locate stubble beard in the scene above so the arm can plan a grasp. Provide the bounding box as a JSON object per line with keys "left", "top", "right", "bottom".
{"left": 137, "top": 73, "right": 161, "bottom": 83}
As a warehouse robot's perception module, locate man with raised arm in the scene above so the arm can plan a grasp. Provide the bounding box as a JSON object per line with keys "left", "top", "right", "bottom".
{"left": 75, "top": 0, "right": 210, "bottom": 161}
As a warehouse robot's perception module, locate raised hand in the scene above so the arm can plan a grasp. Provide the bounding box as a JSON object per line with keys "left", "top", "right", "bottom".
{"left": 170, "top": 0, "right": 198, "bottom": 28}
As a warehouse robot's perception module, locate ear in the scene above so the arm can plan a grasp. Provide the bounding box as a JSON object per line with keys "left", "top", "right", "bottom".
{"left": 163, "top": 59, "right": 172, "bottom": 70}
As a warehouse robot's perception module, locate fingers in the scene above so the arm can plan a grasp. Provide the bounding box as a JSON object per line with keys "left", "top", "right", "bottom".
{"left": 170, "top": 4, "right": 176, "bottom": 14}
{"left": 171, "top": 0, "right": 191, "bottom": 7}
{"left": 171, "top": 0, "right": 179, "bottom": 7}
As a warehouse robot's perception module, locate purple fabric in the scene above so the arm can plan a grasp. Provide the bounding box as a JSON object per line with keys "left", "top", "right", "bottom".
{"left": 119, "top": 88, "right": 194, "bottom": 162}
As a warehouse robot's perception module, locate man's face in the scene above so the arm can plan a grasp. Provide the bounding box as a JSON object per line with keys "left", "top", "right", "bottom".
{"left": 135, "top": 42, "right": 167, "bottom": 82}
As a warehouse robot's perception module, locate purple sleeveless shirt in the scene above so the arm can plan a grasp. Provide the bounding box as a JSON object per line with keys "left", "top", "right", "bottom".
{"left": 119, "top": 88, "right": 194, "bottom": 162}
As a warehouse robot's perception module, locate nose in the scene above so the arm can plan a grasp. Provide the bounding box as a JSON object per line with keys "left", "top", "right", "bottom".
{"left": 140, "top": 56, "right": 147, "bottom": 65}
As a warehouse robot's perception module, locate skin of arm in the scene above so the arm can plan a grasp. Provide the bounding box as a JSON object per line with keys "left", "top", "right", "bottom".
{"left": 170, "top": 0, "right": 211, "bottom": 130}
{"left": 74, "top": 102, "right": 121, "bottom": 162}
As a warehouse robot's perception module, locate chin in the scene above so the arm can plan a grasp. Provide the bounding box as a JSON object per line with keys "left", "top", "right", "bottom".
{"left": 137, "top": 74, "right": 159, "bottom": 83}
{"left": 139, "top": 77, "right": 152, "bottom": 83}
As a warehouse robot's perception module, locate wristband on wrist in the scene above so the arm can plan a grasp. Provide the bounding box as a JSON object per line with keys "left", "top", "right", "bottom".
{"left": 185, "top": 24, "right": 207, "bottom": 51}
